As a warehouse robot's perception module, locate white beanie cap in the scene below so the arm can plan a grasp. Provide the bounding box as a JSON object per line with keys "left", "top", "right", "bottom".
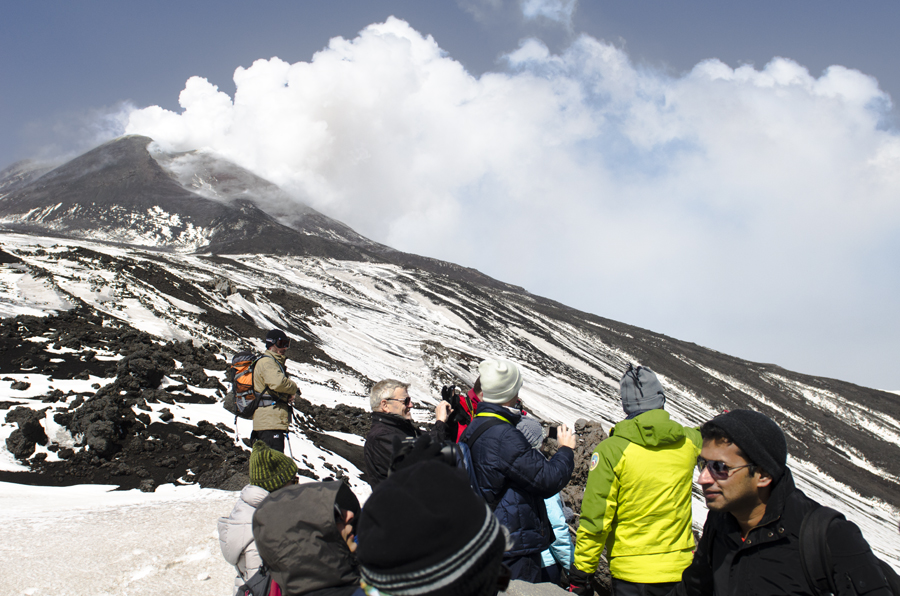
{"left": 478, "top": 358, "right": 524, "bottom": 404}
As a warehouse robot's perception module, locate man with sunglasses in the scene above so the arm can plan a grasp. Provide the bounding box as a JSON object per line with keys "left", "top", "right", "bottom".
{"left": 250, "top": 329, "right": 301, "bottom": 453}
{"left": 673, "top": 409, "right": 891, "bottom": 596}
{"left": 571, "top": 365, "right": 701, "bottom": 596}
{"left": 364, "top": 379, "right": 452, "bottom": 487}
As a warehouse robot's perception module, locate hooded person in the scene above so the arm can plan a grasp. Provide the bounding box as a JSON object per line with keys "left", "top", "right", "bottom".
{"left": 356, "top": 460, "right": 510, "bottom": 596}
{"left": 570, "top": 364, "right": 702, "bottom": 596}
{"left": 217, "top": 441, "right": 299, "bottom": 595}
{"left": 252, "top": 479, "right": 363, "bottom": 596}
{"left": 459, "top": 357, "right": 576, "bottom": 582}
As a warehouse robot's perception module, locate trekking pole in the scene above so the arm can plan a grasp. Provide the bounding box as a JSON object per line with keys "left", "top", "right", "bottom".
{"left": 286, "top": 407, "right": 297, "bottom": 459}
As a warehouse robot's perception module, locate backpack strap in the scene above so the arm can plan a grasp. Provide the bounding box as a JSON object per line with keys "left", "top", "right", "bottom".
{"left": 253, "top": 354, "right": 288, "bottom": 407}
{"left": 800, "top": 506, "right": 843, "bottom": 596}
{"left": 463, "top": 393, "right": 474, "bottom": 416}
{"left": 239, "top": 563, "right": 273, "bottom": 596}
{"left": 462, "top": 417, "right": 511, "bottom": 508}
{"left": 464, "top": 416, "right": 508, "bottom": 446}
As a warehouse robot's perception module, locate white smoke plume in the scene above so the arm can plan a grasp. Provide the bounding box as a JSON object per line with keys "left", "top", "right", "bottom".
{"left": 125, "top": 17, "right": 900, "bottom": 386}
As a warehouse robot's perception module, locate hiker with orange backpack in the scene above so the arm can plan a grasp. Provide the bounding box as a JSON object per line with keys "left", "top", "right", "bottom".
{"left": 251, "top": 329, "right": 300, "bottom": 453}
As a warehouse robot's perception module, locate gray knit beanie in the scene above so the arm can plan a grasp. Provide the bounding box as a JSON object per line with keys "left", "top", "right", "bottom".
{"left": 516, "top": 416, "right": 543, "bottom": 449}
{"left": 619, "top": 364, "right": 666, "bottom": 417}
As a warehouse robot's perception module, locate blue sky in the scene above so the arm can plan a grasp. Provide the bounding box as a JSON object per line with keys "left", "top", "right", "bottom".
{"left": 3, "top": 1, "right": 900, "bottom": 389}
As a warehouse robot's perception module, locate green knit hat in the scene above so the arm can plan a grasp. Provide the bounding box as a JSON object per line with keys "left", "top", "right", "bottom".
{"left": 250, "top": 441, "right": 298, "bottom": 492}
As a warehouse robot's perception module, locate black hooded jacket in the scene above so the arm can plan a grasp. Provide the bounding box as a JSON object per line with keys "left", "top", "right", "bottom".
{"left": 252, "top": 481, "right": 362, "bottom": 596}
{"left": 674, "top": 468, "right": 892, "bottom": 596}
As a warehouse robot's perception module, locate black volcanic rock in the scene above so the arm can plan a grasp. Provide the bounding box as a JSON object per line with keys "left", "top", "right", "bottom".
{"left": 5, "top": 406, "right": 49, "bottom": 459}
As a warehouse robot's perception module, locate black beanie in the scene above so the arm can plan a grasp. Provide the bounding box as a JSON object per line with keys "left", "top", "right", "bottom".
{"left": 707, "top": 409, "right": 787, "bottom": 482}
{"left": 356, "top": 461, "right": 506, "bottom": 596}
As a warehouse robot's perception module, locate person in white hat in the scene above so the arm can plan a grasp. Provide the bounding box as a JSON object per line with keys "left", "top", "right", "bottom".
{"left": 459, "top": 357, "right": 576, "bottom": 582}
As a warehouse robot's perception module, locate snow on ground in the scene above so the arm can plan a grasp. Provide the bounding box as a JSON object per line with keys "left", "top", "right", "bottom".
{"left": 1, "top": 231, "right": 898, "bottom": 584}
{"left": 0, "top": 482, "right": 240, "bottom": 596}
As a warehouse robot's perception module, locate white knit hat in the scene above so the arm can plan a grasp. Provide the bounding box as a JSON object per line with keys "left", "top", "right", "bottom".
{"left": 478, "top": 358, "right": 524, "bottom": 404}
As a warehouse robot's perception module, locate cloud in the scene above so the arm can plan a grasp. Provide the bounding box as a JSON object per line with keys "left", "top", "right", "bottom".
{"left": 520, "top": 0, "right": 578, "bottom": 26}
{"left": 124, "top": 18, "right": 900, "bottom": 386}
{"left": 458, "top": 0, "right": 576, "bottom": 27}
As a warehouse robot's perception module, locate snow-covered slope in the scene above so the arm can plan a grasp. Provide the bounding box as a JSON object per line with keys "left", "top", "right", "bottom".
{"left": 1, "top": 230, "right": 898, "bottom": 574}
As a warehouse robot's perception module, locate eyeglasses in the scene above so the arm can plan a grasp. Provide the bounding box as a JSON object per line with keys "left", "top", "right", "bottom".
{"left": 275, "top": 338, "right": 291, "bottom": 349}
{"left": 697, "top": 456, "right": 753, "bottom": 480}
{"left": 384, "top": 397, "right": 411, "bottom": 406}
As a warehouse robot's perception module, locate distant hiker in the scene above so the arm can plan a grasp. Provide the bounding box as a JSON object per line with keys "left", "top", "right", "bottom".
{"left": 460, "top": 357, "right": 576, "bottom": 582}
{"left": 218, "top": 441, "right": 298, "bottom": 596}
{"left": 252, "top": 329, "right": 301, "bottom": 453}
{"left": 569, "top": 364, "right": 701, "bottom": 596}
{"left": 253, "top": 479, "right": 362, "bottom": 596}
{"left": 672, "top": 409, "right": 896, "bottom": 596}
{"left": 356, "top": 459, "right": 511, "bottom": 596}
{"left": 517, "top": 415, "right": 574, "bottom": 586}
{"left": 363, "top": 379, "right": 451, "bottom": 487}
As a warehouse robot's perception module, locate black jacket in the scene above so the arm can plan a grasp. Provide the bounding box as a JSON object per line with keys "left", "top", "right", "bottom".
{"left": 674, "top": 468, "right": 891, "bottom": 596}
{"left": 460, "top": 402, "right": 574, "bottom": 558}
{"left": 364, "top": 413, "right": 420, "bottom": 487}
{"left": 364, "top": 412, "right": 449, "bottom": 487}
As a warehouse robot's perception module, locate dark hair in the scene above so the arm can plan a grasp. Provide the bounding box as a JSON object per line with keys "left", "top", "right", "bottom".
{"left": 700, "top": 421, "right": 759, "bottom": 475}
{"left": 473, "top": 376, "right": 481, "bottom": 395}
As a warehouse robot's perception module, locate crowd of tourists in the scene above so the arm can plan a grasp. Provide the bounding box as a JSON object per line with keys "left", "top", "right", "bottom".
{"left": 217, "top": 329, "right": 896, "bottom": 596}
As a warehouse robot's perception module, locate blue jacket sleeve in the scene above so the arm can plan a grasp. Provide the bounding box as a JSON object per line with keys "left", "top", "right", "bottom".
{"left": 504, "top": 430, "right": 575, "bottom": 498}
{"left": 543, "top": 493, "right": 574, "bottom": 568}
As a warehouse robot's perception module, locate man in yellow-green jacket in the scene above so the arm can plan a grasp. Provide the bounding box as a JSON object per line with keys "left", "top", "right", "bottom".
{"left": 570, "top": 364, "right": 701, "bottom": 596}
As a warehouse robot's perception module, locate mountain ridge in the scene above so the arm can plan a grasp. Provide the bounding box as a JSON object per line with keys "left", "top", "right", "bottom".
{"left": 0, "top": 137, "right": 897, "bottom": 566}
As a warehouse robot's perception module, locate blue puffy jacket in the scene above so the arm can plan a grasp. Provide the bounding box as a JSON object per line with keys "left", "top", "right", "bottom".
{"left": 461, "top": 402, "right": 575, "bottom": 557}
{"left": 542, "top": 493, "right": 574, "bottom": 569}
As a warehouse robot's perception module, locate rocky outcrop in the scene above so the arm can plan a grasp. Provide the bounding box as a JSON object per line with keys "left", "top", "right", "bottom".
{"left": 5, "top": 406, "right": 49, "bottom": 459}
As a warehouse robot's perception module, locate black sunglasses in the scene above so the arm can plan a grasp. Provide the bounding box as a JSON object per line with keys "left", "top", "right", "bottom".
{"left": 697, "top": 456, "right": 753, "bottom": 480}
{"left": 384, "top": 397, "right": 411, "bottom": 406}
{"left": 274, "top": 338, "right": 291, "bottom": 349}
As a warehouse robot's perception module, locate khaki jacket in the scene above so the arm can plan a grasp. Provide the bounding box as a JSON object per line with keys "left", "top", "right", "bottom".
{"left": 252, "top": 350, "right": 296, "bottom": 431}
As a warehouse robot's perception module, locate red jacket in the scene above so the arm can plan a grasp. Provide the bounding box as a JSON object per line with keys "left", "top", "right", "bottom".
{"left": 455, "top": 389, "right": 481, "bottom": 441}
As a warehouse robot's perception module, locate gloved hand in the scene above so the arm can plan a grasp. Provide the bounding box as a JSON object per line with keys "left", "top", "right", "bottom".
{"left": 568, "top": 567, "right": 594, "bottom": 596}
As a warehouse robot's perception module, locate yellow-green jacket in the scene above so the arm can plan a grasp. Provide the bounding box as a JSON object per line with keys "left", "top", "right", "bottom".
{"left": 252, "top": 350, "right": 296, "bottom": 432}
{"left": 574, "top": 409, "right": 701, "bottom": 583}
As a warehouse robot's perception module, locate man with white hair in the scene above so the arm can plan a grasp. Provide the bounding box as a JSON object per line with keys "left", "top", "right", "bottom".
{"left": 460, "top": 358, "right": 576, "bottom": 582}
{"left": 364, "top": 379, "right": 451, "bottom": 487}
